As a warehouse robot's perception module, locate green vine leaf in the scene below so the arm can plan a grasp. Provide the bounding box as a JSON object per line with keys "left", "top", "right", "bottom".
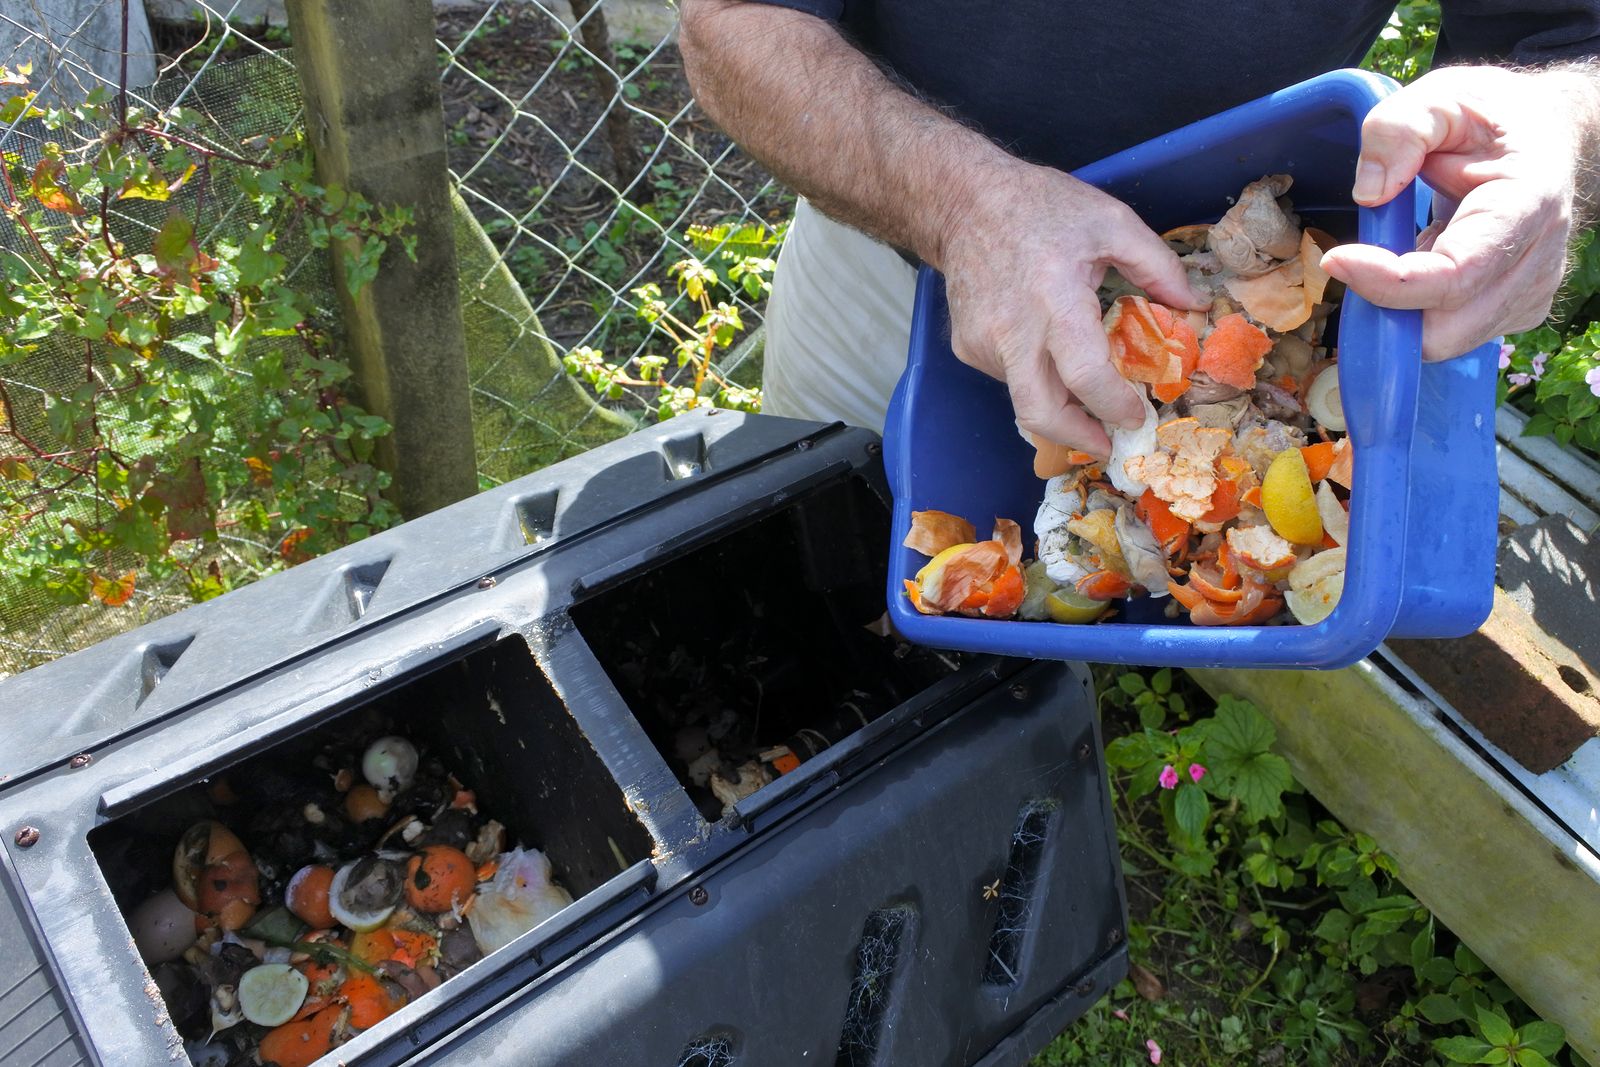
{"left": 1205, "top": 697, "right": 1294, "bottom": 821}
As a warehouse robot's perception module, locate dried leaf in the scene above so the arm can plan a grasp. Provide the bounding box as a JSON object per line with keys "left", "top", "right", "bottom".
{"left": 149, "top": 456, "right": 214, "bottom": 541}
{"left": 31, "top": 156, "right": 85, "bottom": 216}
{"left": 90, "top": 570, "right": 137, "bottom": 607}
{"left": 1130, "top": 962, "right": 1165, "bottom": 1001}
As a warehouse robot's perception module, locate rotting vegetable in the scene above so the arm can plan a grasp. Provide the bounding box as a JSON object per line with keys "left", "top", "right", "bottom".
{"left": 126, "top": 728, "right": 576, "bottom": 1067}
{"left": 904, "top": 175, "right": 1352, "bottom": 627}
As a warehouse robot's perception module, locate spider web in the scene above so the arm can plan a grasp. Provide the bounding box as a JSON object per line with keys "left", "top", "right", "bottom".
{"left": 982, "top": 799, "right": 1059, "bottom": 986}
{"left": 834, "top": 905, "right": 914, "bottom": 1066}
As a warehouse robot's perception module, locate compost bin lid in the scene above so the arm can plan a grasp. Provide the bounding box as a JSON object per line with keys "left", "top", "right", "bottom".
{"left": 0, "top": 411, "right": 832, "bottom": 784}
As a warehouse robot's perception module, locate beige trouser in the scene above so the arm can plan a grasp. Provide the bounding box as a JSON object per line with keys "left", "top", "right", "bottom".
{"left": 760, "top": 199, "right": 919, "bottom": 433}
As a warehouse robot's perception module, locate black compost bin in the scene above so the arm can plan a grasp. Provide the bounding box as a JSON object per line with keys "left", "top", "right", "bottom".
{"left": 0, "top": 411, "right": 1126, "bottom": 1067}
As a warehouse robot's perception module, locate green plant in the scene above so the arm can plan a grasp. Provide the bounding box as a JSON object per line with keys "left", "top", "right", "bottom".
{"left": 1034, "top": 668, "right": 1573, "bottom": 1067}
{"left": 563, "top": 219, "right": 781, "bottom": 420}
{"left": 1361, "top": 1, "right": 1440, "bottom": 84}
{"left": 1501, "top": 230, "right": 1600, "bottom": 458}
{"left": 1, "top": 64, "right": 412, "bottom": 606}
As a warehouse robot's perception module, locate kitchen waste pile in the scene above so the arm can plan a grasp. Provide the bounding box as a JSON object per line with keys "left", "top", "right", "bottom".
{"left": 905, "top": 174, "right": 1352, "bottom": 628}
{"left": 124, "top": 729, "right": 573, "bottom": 1067}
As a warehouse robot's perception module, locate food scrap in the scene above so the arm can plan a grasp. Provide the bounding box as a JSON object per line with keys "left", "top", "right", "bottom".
{"left": 127, "top": 731, "right": 574, "bottom": 1067}
{"left": 905, "top": 174, "right": 1352, "bottom": 627}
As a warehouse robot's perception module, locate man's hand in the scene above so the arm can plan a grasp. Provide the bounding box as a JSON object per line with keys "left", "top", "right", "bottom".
{"left": 939, "top": 162, "right": 1204, "bottom": 455}
{"left": 1321, "top": 65, "right": 1600, "bottom": 361}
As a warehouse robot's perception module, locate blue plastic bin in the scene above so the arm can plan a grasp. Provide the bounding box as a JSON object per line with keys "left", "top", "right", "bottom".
{"left": 882, "top": 70, "right": 1499, "bottom": 670}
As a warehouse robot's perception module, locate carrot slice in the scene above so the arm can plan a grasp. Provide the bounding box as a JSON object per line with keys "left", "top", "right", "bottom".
{"left": 260, "top": 1005, "right": 347, "bottom": 1067}
{"left": 1197, "top": 313, "right": 1273, "bottom": 390}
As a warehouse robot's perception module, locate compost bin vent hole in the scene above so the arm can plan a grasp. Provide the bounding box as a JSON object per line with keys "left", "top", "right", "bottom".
{"left": 677, "top": 1034, "right": 737, "bottom": 1067}
{"left": 296, "top": 558, "right": 392, "bottom": 634}
{"left": 659, "top": 432, "right": 710, "bottom": 480}
{"left": 502, "top": 488, "right": 560, "bottom": 548}
{"left": 982, "top": 799, "right": 1059, "bottom": 987}
{"left": 136, "top": 635, "right": 194, "bottom": 706}
{"left": 834, "top": 905, "right": 915, "bottom": 1066}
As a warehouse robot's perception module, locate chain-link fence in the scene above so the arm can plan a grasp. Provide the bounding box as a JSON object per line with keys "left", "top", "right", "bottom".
{"left": 436, "top": 0, "right": 789, "bottom": 482}
{"left": 0, "top": 0, "right": 790, "bottom": 674}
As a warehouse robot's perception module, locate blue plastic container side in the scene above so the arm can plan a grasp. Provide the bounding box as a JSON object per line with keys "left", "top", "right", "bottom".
{"left": 882, "top": 69, "right": 1498, "bottom": 669}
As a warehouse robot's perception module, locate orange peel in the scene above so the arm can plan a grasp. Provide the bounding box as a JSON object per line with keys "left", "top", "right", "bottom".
{"left": 1105, "top": 295, "right": 1185, "bottom": 385}
{"left": 1196, "top": 313, "right": 1273, "bottom": 391}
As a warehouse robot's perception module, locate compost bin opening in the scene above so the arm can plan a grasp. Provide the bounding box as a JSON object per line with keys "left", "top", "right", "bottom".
{"left": 570, "top": 475, "right": 961, "bottom": 820}
{"left": 88, "top": 634, "right": 651, "bottom": 1066}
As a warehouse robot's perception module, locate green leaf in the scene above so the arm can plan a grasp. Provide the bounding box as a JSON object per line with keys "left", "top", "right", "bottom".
{"left": 1516, "top": 1021, "right": 1565, "bottom": 1057}
{"left": 1416, "top": 992, "right": 1465, "bottom": 1024}
{"left": 1512, "top": 1050, "right": 1553, "bottom": 1067}
{"left": 1205, "top": 697, "right": 1294, "bottom": 820}
{"left": 1476, "top": 1006, "right": 1516, "bottom": 1046}
{"left": 1410, "top": 919, "right": 1435, "bottom": 973}
{"left": 1420, "top": 955, "right": 1458, "bottom": 986}
{"left": 1312, "top": 908, "right": 1354, "bottom": 942}
{"left": 1521, "top": 412, "right": 1557, "bottom": 437}
{"left": 1173, "top": 781, "right": 1208, "bottom": 840}
{"left": 1431, "top": 1036, "right": 1496, "bottom": 1063}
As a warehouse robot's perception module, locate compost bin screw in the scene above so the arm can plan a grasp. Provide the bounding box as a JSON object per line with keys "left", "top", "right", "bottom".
{"left": 477, "top": 576, "right": 497, "bottom": 590}
{"left": 1076, "top": 743, "right": 1091, "bottom": 762}
{"left": 1074, "top": 979, "right": 1096, "bottom": 998}
{"left": 69, "top": 753, "right": 92, "bottom": 769}
{"left": 689, "top": 886, "right": 709, "bottom": 906}
{"left": 796, "top": 439, "right": 813, "bottom": 451}
{"left": 1108, "top": 927, "right": 1124, "bottom": 946}
{"left": 13, "top": 826, "right": 39, "bottom": 848}
{"left": 866, "top": 442, "right": 881, "bottom": 456}
{"left": 1009, "top": 683, "right": 1030, "bottom": 701}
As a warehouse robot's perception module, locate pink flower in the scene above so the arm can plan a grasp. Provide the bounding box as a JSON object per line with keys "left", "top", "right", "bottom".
{"left": 1189, "top": 763, "right": 1207, "bottom": 783}
{"left": 1508, "top": 372, "right": 1533, "bottom": 387}
{"left": 1114, "top": 1008, "right": 1130, "bottom": 1021}
{"left": 1147, "top": 1038, "right": 1164, "bottom": 1064}
{"left": 1587, "top": 365, "right": 1600, "bottom": 397}
{"left": 1499, "top": 343, "right": 1514, "bottom": 370}
{"left": 1158, "top": 764, "right": 1179, "bottom": 790}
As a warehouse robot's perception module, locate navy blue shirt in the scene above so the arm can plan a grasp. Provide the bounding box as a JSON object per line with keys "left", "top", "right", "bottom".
{"left": 746, "top": 1, "right": 1600, "bottom": 173}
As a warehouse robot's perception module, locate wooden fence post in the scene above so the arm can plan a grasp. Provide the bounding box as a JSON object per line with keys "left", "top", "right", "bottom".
{"left": 284, "top": 0, "right": 479, "bottom": 518}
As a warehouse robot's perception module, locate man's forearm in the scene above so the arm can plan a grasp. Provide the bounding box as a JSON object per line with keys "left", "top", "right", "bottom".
{"left": 678, "top": 0, "right": 1019, "bottom": 269}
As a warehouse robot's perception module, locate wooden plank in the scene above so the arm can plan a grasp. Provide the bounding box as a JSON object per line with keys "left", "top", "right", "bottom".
{"left": 283, "top": 0, "right": 479, "bottom": 518}
{"left": 1498, "top": 407, "right": 1600, "bottom": 509}
{"left": 1190, "top": 663, "right": 1600, "bottom": 1064}
{"left": 1497, "top": 443, "right": 1600, "bottom": 532}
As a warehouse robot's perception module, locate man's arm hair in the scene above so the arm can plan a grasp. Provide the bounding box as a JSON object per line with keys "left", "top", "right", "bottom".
{"left": 677, "top": 0, "right": 1020, "bottom": 270}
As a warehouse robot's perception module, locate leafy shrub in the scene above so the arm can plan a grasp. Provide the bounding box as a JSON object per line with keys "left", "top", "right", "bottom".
{"left": 1, "top": 65, "right": 411, "bottom": 606}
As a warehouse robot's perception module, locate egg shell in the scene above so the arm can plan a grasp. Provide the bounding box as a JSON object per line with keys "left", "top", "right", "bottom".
{"left": 130, "top": 888, "right": 199, "bottom": 965}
